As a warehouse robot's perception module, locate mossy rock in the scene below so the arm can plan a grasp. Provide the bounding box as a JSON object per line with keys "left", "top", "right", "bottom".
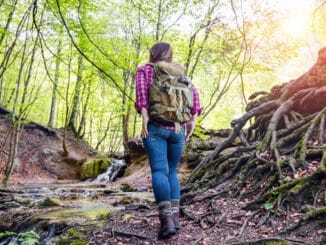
{"left": 79, "top": 158, "right": 111, "bottom": 180}
{"left": 39, "top": 197, "right": 61, "bottom": 208}
{"left": 120, "top": 183, "right": 136, "bottom": 192}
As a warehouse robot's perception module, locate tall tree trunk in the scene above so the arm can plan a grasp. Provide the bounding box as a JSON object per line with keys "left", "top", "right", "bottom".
{"left": 122, "top": 70, "right": 132, "bottom": 159}
{"left": 155, "top": 0, "right": 163, "bottom": 41}
{"left": 0, "top": 4, "right": 31, "bottom": 81}
{"left": 62, "top": 44, "right": 74, "bottom": 157}
{"left": 0, "top": 0, "right": 18, "bottom": 46}
{"left": 77, "top": 77, "right": 91, "bottom": 138}
{"left": 0, "top": 76, "right": 3, "bottom": 102}
{"left": 48, "top": 38, "right": 62, "bottom": 127}
{"left": 67, "top": 54, "right": 83, "bottom": 133}
{"left": 2, "top": 14, "right": 30, "bottom": 184}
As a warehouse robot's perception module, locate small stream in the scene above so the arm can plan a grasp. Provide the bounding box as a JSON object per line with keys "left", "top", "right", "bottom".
{"left": 90, "top": 158, "right": 127, "bottom": 183}
{"left": 0, "top": 159, "right": 153, "bottom": 244}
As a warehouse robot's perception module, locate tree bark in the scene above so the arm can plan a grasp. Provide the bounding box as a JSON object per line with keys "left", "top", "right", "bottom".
{"left": 48, "top": 38, "right": 62, "bottom": 128}
{"left": 67, "top": 54, "right": 83, "bottom": 134}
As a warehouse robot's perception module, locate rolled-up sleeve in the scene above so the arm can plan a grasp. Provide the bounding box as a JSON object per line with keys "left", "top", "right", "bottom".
{"left": 135, "top": 65, "right": 152, "bottom": 113}
{"left": 191, "top": 84, "right": 203, "bottom": 115}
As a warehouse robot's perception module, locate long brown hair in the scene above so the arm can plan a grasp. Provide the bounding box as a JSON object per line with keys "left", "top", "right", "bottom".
{"left": 149, "top": 42, "right": 173, "bottom": 63}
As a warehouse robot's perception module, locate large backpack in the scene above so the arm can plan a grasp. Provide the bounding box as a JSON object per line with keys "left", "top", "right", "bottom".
{"left": 148, "top": 61, "right": 194, "bottom": 128}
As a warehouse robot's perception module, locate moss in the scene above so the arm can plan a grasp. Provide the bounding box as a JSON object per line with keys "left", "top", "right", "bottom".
{"left": 189, "top": 167, "right": 206, "bottom": 182}
{"left": 305, "top": 207, "right": 326, "bottom": 219}
{"left": 120, "top": 196, "right": 136, "bottom": 204}
{"left": 321, "top": 152, "right": 326, "bottom": 171}
{"left": 192, "top": 116, "right": 209, "bottom": 140}
{"left": 67, "top": 228, "right": 83, "bottom": 240}
{"left": 69, "top": 241, "right": 86, "bottom": 245}
{"left": 263, "top": 241, "right": 289, "bottom": 245}
{"left": 54, "top": 227, "right": 86, "bottom": 245}
{"left": 79, "top": 158, "right": 111, "bottom": 180}
{"left": 120, "top": 183, "right": 135, "bottom": 192}
{"left": 257, "top": 130, "right": 272, "bottom": 152}
{"left": 98, "top": 212, "right": 110, "bottom": 220}
{"left": 84, "top": 221, "right": 98, "bottom": 226}
{"left": 39, "top": 197, "right": 61, "bottom": 208}
{"left": 39, "top": 206, "right": 114, "bottom": 221}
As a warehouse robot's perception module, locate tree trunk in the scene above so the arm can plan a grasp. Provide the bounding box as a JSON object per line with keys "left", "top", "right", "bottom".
{"left": 0, "top": 0, "right": 18, "bottom": 45}
{"left": 155, "top": 0, "right": 162, "bottom": 41}
{"left": 67, "top": 54, "right": 84, "bottom": 133}
{"left": 48, "top": 38, "right": 62, "bottom": 128}
{"left": 2, "top": 16, "right": 31, "bottom": 184}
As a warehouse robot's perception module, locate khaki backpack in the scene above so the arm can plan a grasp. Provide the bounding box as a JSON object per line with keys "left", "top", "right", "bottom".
{"left": 148, "top": 61, "right": 194, "bottom": 129}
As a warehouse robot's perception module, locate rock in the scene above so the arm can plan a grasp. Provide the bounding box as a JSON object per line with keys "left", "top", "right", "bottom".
{"left": 120, "top": 183, "right": 136, "bottom": 192}
{"left": 128, "top": 138, "right": 146, "bottom": 157}
{"left": 0, "top": 201, "right": 20, "bottom": 210}
{"left": 39, "top": 197, "right": 61, "bottom": 208}
{"left": 79, "top": 158, "right": 111, "bottom": 180}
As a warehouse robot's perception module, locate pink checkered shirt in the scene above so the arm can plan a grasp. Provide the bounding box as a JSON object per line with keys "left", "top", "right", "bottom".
{"left": 135, "top": 64, "right": 203, "bottom": 130}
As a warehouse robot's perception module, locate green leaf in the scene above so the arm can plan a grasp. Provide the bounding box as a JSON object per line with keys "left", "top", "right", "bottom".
{"left": 0, "top": 231, "right": 16, "bottom": 238}
{"left": 264, "top": 202, "right": 274, "bottom": 211}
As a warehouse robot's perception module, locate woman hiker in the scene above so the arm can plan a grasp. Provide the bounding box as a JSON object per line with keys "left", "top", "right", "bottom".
{"left": 135, "top": 41, "right": 202, "bottom": 239}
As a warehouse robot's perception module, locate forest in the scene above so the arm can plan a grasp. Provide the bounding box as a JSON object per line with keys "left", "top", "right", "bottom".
{"left": 0, "top": 0, "right": 326, "bottom": 244}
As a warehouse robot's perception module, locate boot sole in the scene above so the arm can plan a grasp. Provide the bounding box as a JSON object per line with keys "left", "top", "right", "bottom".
{"left": 158, "top": 228, "right": 176, "bottom": 240}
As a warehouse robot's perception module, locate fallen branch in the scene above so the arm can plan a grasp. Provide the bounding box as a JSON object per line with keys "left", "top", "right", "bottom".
{"left": 111, "top": 227, "right": 153, "bottom": 240}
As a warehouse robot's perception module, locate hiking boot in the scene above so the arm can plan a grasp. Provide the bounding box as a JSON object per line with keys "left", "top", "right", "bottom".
{"left": 172, "top": 210, "right": 180, "bottom": 230}
{"left": 158, "top": 212, "right": 176, "bottom": 239}
{"left": 171, "top": 200, "right": 180, "bottom": 231}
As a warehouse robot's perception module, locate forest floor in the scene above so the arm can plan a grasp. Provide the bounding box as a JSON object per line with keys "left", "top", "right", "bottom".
{"left": 0, "top": 116, "right": 324, "bottom": 244}
{"left": 1, "top": 151, "right": 325, "bottom": 244}
{"left": 82, "top": 160, "right": 324, "bottom": 245}
{"left": 1, "top": 159, "right": 325, "bottom": 245}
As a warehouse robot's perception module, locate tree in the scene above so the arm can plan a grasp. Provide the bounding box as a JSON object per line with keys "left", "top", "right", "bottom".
{"left": 183, "top": 47, "right": 326, "bottom": 234}
{"left": 3, "top": 1, "right": 40, "bottom": 183}
{"left": 48, "top": 37, "right": 62, "bottom": 128}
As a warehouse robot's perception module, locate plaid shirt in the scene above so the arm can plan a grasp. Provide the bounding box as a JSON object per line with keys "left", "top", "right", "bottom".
{"left": 135, "top": 64, "right": 203, "bottom": 129}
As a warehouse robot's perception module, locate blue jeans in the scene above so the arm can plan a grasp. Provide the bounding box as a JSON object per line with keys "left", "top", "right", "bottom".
{"left": 143, "top": 123, "right": 185, "bottom": 203}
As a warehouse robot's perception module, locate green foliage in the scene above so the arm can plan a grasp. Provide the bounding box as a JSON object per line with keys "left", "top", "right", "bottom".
{"left": 264, "top": 202, "right": 274, "bottom": 211}
{"left": 16, "top": 231, "right": 40, "bottom": 245}
{"left": 0, "top": 231, "right": 16, "bottom": 239}
{"left": 0, "top": 0, "right": 318, "bottom": 155}
{"left": 192, "top": 116, "right": 209, "bottom": 140}
{"left": 0, "top": 231, "right": 40, "bottom": 245}
{"left": 264, "top": 202, "right": 283, "bottom": 217}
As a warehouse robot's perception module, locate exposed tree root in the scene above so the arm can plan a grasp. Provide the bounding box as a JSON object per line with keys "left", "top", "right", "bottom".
{"left": 183, "top": 47, "right": 326, "bottom": 238}
{"left": 229, "top": 237, "right": 313, "bottom": 245}
{"left": 284, "top": 207, "right": 326, "bottom": 233}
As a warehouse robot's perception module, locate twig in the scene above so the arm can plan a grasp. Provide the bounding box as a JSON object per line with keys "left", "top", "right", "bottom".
{"left": 111, "top": 227, "right": 153, "bottom": 240}
{"left": 230, "top": 237, "right": 312, "bottom": 245}
{"left": 238, "top": 210, "right": 259, "bottom": 237}
{"left": 313, "top": 190, "right": 321, "bottom": 207}
{"left": 191, "top": 212, "right": 227, "bottom": 245}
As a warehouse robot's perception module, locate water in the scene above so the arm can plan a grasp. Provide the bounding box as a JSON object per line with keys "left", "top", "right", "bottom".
{"left": 0, "top": 158, "right": 154, "bottom": 244}
{"left": 91, "top": 158, "right": 126, "bottom": 183}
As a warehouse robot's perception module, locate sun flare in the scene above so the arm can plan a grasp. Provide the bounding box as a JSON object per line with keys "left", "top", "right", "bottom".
{"left": 276, "top": 0, "right": 314, "bottom": 38}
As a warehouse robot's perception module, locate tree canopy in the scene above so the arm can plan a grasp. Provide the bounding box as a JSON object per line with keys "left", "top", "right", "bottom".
{"left": 0, "top": 0, "right": 325, "bottom": 153}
